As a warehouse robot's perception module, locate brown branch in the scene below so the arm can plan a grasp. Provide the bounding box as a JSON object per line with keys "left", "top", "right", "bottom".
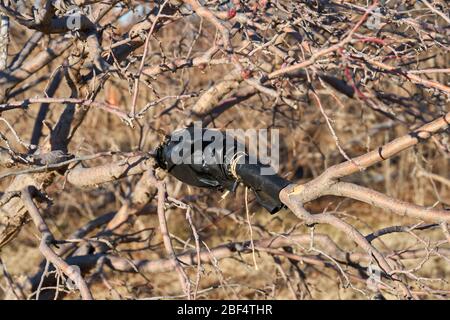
{"left": 149, "top": 171, "right": 192, "bottom": 299}
{"left": 20, "top": 186, "right": 93, "bottom": 300}
{"left": 66, "top": 155, "right": 156, "bottom": 188}
{"left": 182, "top": 0, "right": 232, "bottom": 51}
{"left": 267, "top": 1, "right": 379, "bottom": 80}
{"left": 130, "top": 0, "right": 169, "bottom": 116}
{"left": 327, "top": 182, "right": 450, "bottom": 223}
{"left": 366, "top": 58, "right": 450, "bottom": 94}
{"left": 0, "top": 97, "right": 132, "bottom": 125}
{"left": 281, "top": 112, "right": 450, "bottom": 222}
{"left": 328, "top": 113, "right": 450, "bottom": 179}
{"left": 278, "top": 112, "right": 450, "bottom": 297}
{"left": 0, "top": 14, "right": 9, "bottom": 71}
{"left": 0, "top": 37, "right": 72, "bottom": 101}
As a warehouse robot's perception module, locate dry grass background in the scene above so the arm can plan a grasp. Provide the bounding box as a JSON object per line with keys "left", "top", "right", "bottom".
{"left": 0, "top": 0, "right": 449, "bottom": 300}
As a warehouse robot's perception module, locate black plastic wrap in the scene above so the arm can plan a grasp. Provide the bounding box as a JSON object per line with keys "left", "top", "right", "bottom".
{"left": 156, "top": 127, "right": 290, "bottom": 214}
